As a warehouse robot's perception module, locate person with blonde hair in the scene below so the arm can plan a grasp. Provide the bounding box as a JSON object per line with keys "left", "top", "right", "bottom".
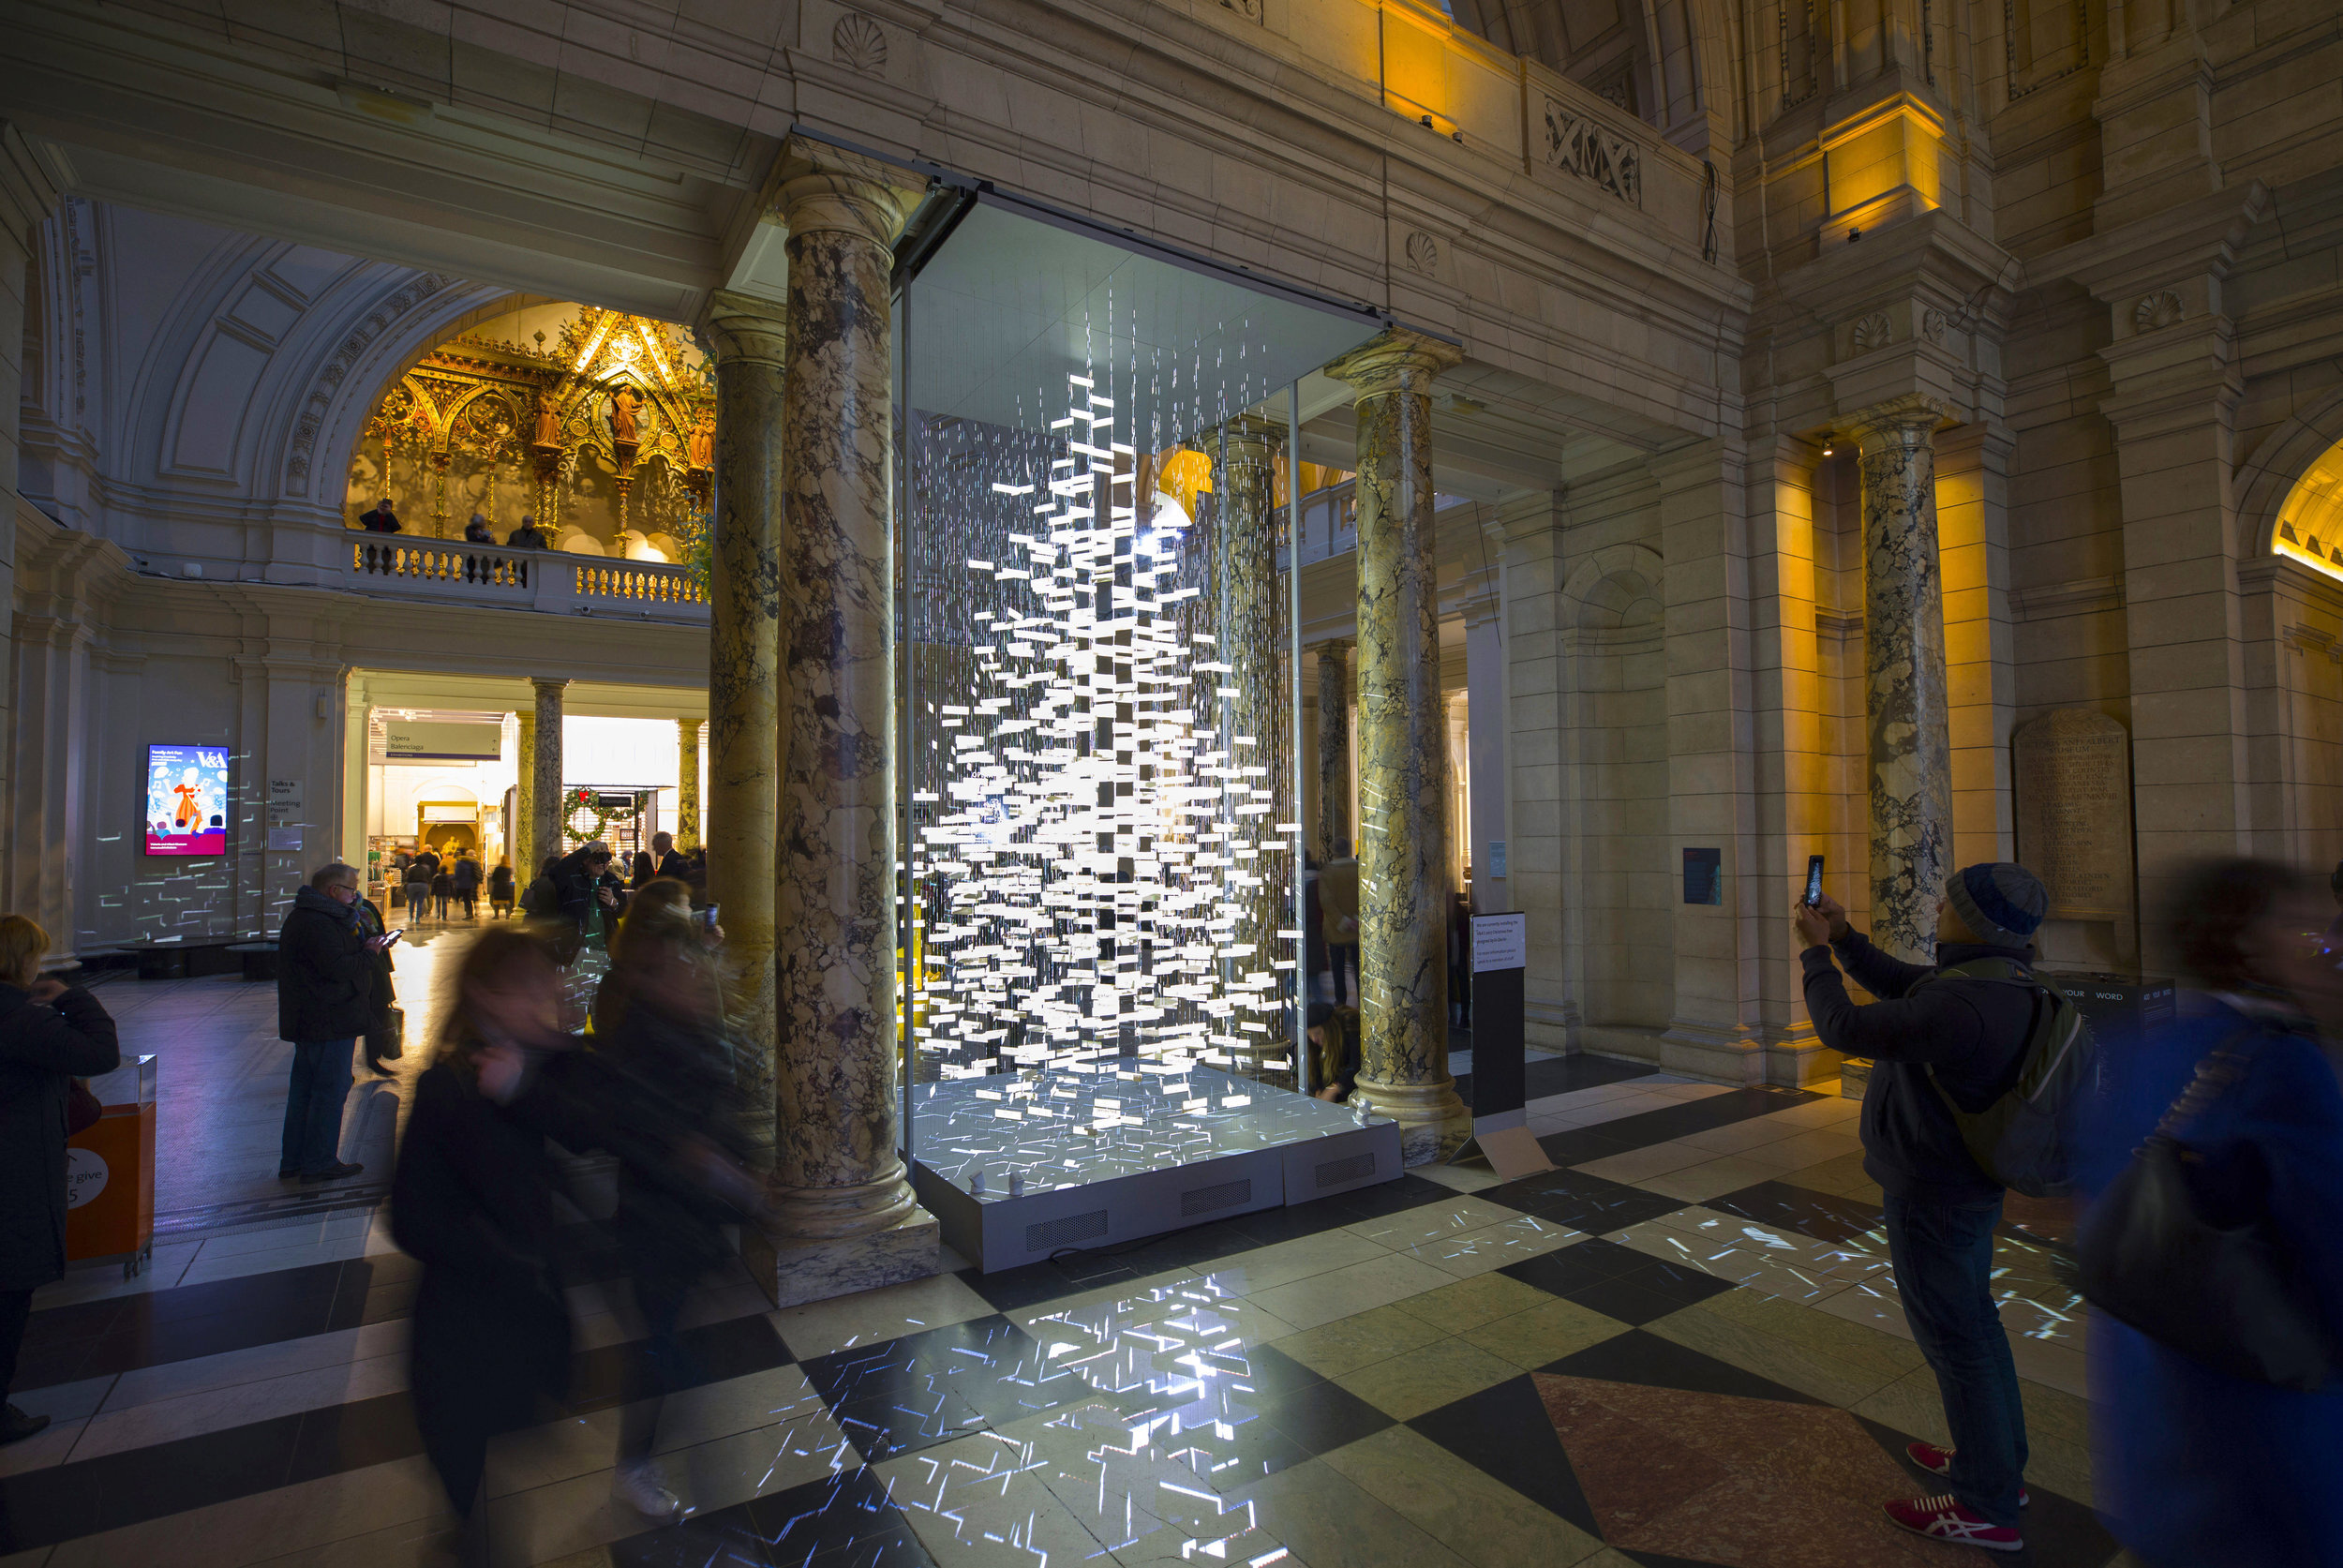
{"left": 0, "top": 913, "right": 119, "bottom": 1444}
{"left": 391, "top": 923, "right": 591, "bottom": 1529}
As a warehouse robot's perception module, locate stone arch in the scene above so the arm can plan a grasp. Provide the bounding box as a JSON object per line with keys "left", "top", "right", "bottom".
{"left": 1556, "top": 540, "right": 1671, "bottom": 1040}
{"left": 2238, "top": 387, "right": 2343, "bottom": 577}
{"left": 1560, "top": 541, "right": 1665, "bottom": 627}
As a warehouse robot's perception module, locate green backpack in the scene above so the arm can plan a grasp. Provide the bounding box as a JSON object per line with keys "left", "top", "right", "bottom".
{"left": 1911, "top": 958, "right": 2096, "bottom": 1198}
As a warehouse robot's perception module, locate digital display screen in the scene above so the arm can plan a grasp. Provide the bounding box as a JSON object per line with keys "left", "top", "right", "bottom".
{"left": 145, "top": 744, "right": 229, "bottom": 856}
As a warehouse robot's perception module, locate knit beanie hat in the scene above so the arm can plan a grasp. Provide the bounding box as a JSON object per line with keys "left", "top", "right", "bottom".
{"left": 1946, "top": 862, "right": 2048, "bottom": 948}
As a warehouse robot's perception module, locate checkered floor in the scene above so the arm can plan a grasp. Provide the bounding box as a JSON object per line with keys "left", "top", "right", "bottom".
{"left": 3, "top": 974, "right": 2118, "bottom": 1568}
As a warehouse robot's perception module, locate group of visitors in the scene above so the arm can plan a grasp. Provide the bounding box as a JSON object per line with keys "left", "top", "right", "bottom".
{"left": 393, "top": 844, "right": 494, "bottom": 925}
{"left": 358, "top": 499, "right": 550, "bottom": 550}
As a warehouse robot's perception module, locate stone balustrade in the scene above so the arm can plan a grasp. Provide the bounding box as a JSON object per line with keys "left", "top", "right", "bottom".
{"left": 347, "top": 537, "right": 708, "bottom": 620}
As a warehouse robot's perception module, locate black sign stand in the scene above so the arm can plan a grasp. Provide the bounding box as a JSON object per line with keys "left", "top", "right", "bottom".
{"left": 1449, "top": 913, "right": 1556, "bottom": 1178}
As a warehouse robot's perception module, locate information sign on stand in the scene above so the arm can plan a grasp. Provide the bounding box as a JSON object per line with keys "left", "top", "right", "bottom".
{"left": 1450, "top": 913, "right": 1555, "bottom": 1179}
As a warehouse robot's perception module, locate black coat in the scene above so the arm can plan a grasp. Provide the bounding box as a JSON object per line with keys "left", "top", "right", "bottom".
{"left": 0, "top": 985, "right": 122, "bottom": 1292}
{"left": 1800, "top": 930, "right": 2038, "bottom": 1204}
{"left": 653, "top": 852, "right": 690, "bottom": 882}
{"left": 277, "top": 887, "right": 377, "bottom": 1043}
{"left": 391, "top": 1060, "right": 575, "bottom": 1456}
{"left": 452, "top": 858, "right": 482, "bottom": 891}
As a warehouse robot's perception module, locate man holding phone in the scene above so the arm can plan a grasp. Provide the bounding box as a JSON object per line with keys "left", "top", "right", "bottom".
{"left": 1792, "top": 861, "right": 2051, "bottom": 1552}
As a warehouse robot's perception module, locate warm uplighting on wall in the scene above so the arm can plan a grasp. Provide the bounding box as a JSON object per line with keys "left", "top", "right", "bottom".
{"left": 2276, "top": 443, "right": 2343, "bottom": 581}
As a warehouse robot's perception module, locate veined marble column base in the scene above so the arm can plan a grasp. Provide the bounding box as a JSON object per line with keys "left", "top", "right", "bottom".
{"left": 1351, "top": 1077, "right": 1471, "bottom": 1166}
{"left": 744, "top": 1206, "right": 942, "bottom": 1308}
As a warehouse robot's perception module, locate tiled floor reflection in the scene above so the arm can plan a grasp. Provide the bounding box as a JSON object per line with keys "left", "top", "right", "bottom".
{"left": 11, "top": 1024, "right": 2128, "bottom": 1568}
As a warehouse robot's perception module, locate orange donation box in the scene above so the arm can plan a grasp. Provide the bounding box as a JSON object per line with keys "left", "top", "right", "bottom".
{"left": 67, "top": 1054, "right": 157, "bottom": 1277}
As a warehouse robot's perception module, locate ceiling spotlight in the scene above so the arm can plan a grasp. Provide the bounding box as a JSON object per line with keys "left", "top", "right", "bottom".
{"left": 1820, "top": 440, "right": 1836, "bottom": 456}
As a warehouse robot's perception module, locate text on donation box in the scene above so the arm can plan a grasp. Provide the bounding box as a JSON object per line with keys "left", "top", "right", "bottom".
{"left": 1470, "top": 913, "right": 1529, "bottom": 1118}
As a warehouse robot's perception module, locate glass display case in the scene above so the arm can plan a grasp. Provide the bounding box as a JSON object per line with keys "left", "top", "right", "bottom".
{"left": 894, "top": 189, "right": 1402, "bottom": 1268}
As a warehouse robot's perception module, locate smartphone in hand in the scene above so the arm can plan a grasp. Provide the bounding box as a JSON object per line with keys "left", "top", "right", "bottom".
{"left": 1804, "top": 855, "right": 1826, "bottom": 908}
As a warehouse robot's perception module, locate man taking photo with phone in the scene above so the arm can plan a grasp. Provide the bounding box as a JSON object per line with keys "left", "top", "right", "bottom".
{"left": 1793, "top": 861, "right": 2053, "bottom": 1553}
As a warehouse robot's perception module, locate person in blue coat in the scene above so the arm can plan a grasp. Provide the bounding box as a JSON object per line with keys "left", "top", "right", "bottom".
{"left": 2080, "top": 857, "right": 2343, "bottom": 1568}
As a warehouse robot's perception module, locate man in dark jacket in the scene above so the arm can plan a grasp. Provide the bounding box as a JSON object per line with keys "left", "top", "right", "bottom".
{"left": 277, "top": 863, "right": 390, "bottom": 1183}
{"left": 451, "top": 850, "right": 483, "bottom": 918}
{"left": 649, "top": 831, "right": 689, "bottom": 883}
{"left": 1796, "top": 861, "right": 2049, "bottom": 1553}
{"left": 0, "top": 914, "right": 118, "bottom": 1444}
{"left": 551, "top": 842, "right": 618, "bottom": 934}
{"left": 359, "top": 498, "right": 401, "bottom": 532}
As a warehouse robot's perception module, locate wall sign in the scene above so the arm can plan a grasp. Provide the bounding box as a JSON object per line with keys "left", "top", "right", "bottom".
{"left": 1682, "top": 847, "right": 1723, "bottom": 904}
{"left": 382, "top": 721, "right": 503, "bottom": 761}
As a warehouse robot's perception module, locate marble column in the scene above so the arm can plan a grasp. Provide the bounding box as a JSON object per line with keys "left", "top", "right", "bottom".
{"left": 1316, "top": 641, "right": 1351, "bottom": 863}
{"left": 1852, "top": 396, "right": 1956, "bottom": 963}
{"left": 530, "top": 678, "right": 569, "bottom": 874}
{"left": 675, "top": 718, "right": 702, "bottom": 851}
{"left": 1325, "top": 328, "right": 1468, "bottom": 1165}
{"left": 1215, "top": 414, "right": 1288, "bottom": 1060}
{"left": 756, "top": 141, "right": 937, "bottom": 1307}
{"left": 697, "top": 290, "right": 786, "bottom": 1173}
{"left": 1464, "top": 602, "right": 1509, "bottom": 912}
{"left": 514, "top": 709, "right": 535, "bottom": 876}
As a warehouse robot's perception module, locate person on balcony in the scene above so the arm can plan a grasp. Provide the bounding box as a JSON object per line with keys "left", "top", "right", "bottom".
{"left": 507, "top": 516, "right": 549, "bottom": 549}
{"left": 463, "top": 514, "right": 494, "bottom": 545}
{"left": 359, "top": 498, "right": 401, "bottom": 533}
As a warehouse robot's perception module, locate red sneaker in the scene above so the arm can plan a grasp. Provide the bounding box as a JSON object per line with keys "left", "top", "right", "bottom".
{"left": 1884, "top": 1494, "right": 2022, "bottom": 1552}
{"left": 1905, "top": 1441, "right": 2029, "bottom": 1507}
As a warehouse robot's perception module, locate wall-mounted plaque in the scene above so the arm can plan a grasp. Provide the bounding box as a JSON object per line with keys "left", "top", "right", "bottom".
{"left": 2014, "top": 709, "right": 2133, "bottom": 920}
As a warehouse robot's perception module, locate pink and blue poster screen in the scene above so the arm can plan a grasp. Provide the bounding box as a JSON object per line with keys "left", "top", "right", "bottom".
{"left": 145, "top": 744, "right": 229, "bottom": 857}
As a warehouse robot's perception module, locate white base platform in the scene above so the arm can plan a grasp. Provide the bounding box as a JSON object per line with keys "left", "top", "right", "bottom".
{"left": 908, "top": 1066, "right": 1402, "bottom": 1272}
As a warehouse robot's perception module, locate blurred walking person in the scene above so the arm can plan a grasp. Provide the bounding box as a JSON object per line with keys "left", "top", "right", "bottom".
{"left": 2078, "top": 858, "right": 2343, "bottom": 1568}
{"left": 0, "top": 915, "right": 118, "bottom": 1443}
{"left": 277, "top": 864, "right": 388, "bottom": 1183}
{"left": 488, "top": 859, "right": 515, "bottom": 918}
{"left": 404, "top": 857, "right": 433, "bottom": 930}
{"left": 390, "top": 925, "right": 590, "bottom": 1534}
{"left": 589, "top": 884, "right": 753, "bottom": 1517}
{"left": 453, "top": 851, "right": 482, "bottom": 919}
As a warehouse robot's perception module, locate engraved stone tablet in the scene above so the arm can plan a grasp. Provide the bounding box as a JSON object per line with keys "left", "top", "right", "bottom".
{"left": 2014, "top": 709, "right": 2133, "bottom": 920}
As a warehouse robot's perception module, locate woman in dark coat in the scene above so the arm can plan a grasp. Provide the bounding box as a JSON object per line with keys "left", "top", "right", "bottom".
{"left": 2079, "top": 859, "right": 2343, "bottom": 1567}
{"left": 0, "top": 913, "right": 120, "bottom": 1444}
{"left": 588, "top": 889, "right": 752, "bottom": 1517}
{"left": 390, "top": 924, "right": 591, "bottom": 1524}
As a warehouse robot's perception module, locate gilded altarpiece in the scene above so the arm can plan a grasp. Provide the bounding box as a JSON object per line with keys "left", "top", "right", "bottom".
{"left": 344, "top": 305, "right": 715, "bottom": 566}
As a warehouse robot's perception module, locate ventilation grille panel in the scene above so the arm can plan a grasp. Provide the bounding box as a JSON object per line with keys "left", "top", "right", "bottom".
{"left": 1180, "top": 1179, "right": 1253, "bottom": 1217}
{"left": 1315, "top": 1152, "right": 1378, "bottom": 1188}
{"left": 1026, "top": 1209, "right": 1110, "bottom": 1253}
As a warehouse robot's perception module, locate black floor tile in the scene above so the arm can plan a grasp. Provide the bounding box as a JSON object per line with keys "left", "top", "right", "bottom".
{"left": 1409, "top": 1373, "right": 1601, "bottom": 1537}
{"left": 1485, "top": 1171, "right": 1683, "bottom": 1235}
{"left": 1706, "top": 1180, "right": 1886, "bottom": 1247}
{"left": 739, "top": 1466, "right": 925, "bottom": 1563}
{"left": 955, "top": 1258, "right": 1132, "bottom": 1313}
{"left": 1619, "top": 1550, "right": 1732, "bottom": 1567}
{"left": 1530, "top": 1086, "right": 1828, "bottom": 1175}
{"left": 826, "top": 1386, "right": 990, "bottom": 1462}
{"left": 1254, "top": 1376, "right": 1394, "bottom": 1455}
{"left": 1538, "top": 1327, "right": 1827, "bottom": 1406}
{"left": 1508, "top": 1243, "right": 1738, "bottom": 1326}
{"left": 1500, "top": 1235, "right": 1648, "bottom": 1296}
{"left": 1314, "top": 1173, "right": 1460, "bottom": 1222}
{"left": 1105, "top": 1217, "right": 1262, "bottom": 1277}
{"left": 285, "top": 1391, "right": 424, "bottom": 1483}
